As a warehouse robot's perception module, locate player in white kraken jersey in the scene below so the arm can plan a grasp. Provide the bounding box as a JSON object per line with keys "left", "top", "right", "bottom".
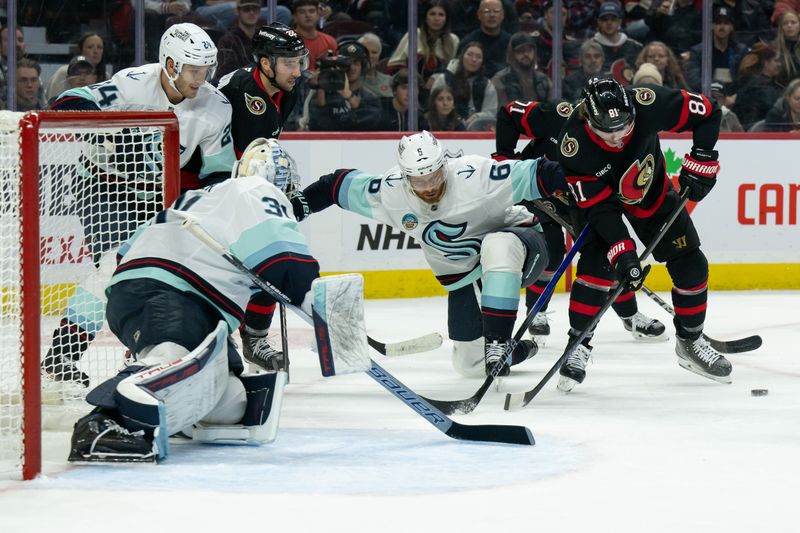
{"left": 68, "top": 139, "right": 368, "bottom": 462}
{"left": 295, "top": 130, "right": 558, "bottom": 377}
{"left": 44, "top": 23, "right": 238, "bottom": 388}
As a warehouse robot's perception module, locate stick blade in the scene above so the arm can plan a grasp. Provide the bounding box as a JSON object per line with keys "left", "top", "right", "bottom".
{"left": 382, "top": 332, "right": 443, "bottom": 356}
{"left": 705, "top": 334, "right": 762, "bottom": 354}
{"left": 446, "top": 422, "right": 535, "bottom": 446}
{"left": 503, "top": 391, "right": 527, "bottom": 411}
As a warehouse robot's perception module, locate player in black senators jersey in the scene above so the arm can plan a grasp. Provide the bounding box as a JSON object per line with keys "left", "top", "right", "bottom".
{"left": 556, "top": 77, "right": 727, "bottom": 392}
{"left": 494, "top": 99, "right": 666, "bottom": 343}
{"left": 216, "top": 23, "right": 307, "bottom": 156}
{"left": 216, "top": 23, "right": 309, "bottom": 373}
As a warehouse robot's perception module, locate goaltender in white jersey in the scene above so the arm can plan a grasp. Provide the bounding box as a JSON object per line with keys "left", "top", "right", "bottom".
{"left": 298, "top": 131, "right": 561, "bottom": 377}
{"left": 68, "top": 139, "right": 370, "bottom": 463}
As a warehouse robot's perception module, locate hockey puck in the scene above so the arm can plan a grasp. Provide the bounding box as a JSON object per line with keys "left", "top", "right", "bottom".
{"left": 750, "top": 389, "right": 769, "bottom": 397}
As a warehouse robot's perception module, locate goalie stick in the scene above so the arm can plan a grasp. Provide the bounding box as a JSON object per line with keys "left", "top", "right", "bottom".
{"left": 505, "top": 192, "right": 689, "bottom": 411}
{"left": 181, "top": 218, "right": 534, "bottom": 446}
{"left": 424, "top": 224, "right": 591, "bottom": 416}
{"left": 530, "top": 199, "right": 762, "bottom": 355}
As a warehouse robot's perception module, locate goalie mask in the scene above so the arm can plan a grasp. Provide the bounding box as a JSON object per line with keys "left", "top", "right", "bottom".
{"left": 397, "top": 130, "right": 447, "bottom": 204}
{"left": 233, "top": 138, "right": 300, "bottom": 194}
{"left": 159, "top": 23, "right": 218, "bottom": 92}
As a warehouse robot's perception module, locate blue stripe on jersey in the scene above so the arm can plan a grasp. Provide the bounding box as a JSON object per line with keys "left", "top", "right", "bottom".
{"left": 231, "top": 219, "right": 311, "bottom": 269}
{"left": 509, "top": 159, "right": 540, "bottom": 204}
{"left": 336, "top": 170, "right": 374, "bottom": 217}
{"left": 435, "top": 265, "right": 483, "bottom": 292}
{"left": 199, "top": 147, "right": 237, "bottom": 179}
{"left": 481, "top": 271, "right": 523, "bottom": 310}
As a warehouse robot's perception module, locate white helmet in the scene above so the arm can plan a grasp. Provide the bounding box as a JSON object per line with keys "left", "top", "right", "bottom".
{"left": 397, "top": 130, "right": 445, "bottom": 178}
{"left": 233, "top": 138, "right": 300, "bottom": 194}
{"left": 159, "top": 23, "right": 218, "bottom": 83}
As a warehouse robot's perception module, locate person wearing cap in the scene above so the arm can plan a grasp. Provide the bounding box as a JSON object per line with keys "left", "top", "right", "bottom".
{"left": 215, "top": 0, "right": 266, "bottom": 80}
{"left": 631, "top": 61, "right": 663, "bottom": 85}
{"left": 685, "top": 5, "right": 749, "bottom": 91}
{"left": 309, "top": 40, "right": 382, "bottom": 131}
{"left": 64, "top": 56, "right": 97, "bottom": 90}
{"left": 563, "top": 40, "right": 606, "bottom": 101}
{"left": 491, "top": 32, "right": 551, "bottom": 108}
{"left": 195, "top": 0, "right": 291, "bottom": 33}
{"left": 590, "top": 1, "right": 643, "bottom": 73}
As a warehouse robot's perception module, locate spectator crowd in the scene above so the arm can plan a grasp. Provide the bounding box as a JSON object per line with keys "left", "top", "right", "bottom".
{"left": 2, "top": 0, "right": 800, "bottom": 132}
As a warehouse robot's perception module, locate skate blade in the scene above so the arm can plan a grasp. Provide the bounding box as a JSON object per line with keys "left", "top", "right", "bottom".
{"left": 677, "top": 358, "right": 732, "bottom": 384}
{"left": 68, "top": 453, "right": 157, "bottom": 465}
{"left": 557, "top": 375, "right": 578, "bottom": 393}
{"left": 631, "top": 331, "right": 670, "bottom": 343}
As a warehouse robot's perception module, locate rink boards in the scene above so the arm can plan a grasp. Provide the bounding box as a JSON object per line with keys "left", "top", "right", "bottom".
{"left": 281, "top": 132, "right": 800, "bottom": 297}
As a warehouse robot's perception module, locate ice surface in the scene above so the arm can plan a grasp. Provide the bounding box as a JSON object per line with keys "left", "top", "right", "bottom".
{"left": 1, "top": 291, "right": 798, "bottom": 533}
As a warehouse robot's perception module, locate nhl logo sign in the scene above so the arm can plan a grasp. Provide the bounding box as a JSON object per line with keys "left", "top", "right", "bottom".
{"left": 245, "top": 93, "right": 267, "bottom": 115}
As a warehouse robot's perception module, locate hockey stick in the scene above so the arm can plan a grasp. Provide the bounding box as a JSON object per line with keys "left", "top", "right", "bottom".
{"left": 530, "top": 199, "right": 761, "bottom": 354}
{"left": 180, "top": 217, "right": 534, "bottom": 446}
{"left": 505, "top": 192, "right": 690, "bottom": 410}
{"left": 639, "top": 285, "right": 762, "bottom": 353}
{"left": 424, "top": 224, "right": 591, "bottom": 416}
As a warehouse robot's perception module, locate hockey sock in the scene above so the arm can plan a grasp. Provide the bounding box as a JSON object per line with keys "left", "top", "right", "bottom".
{"left": 611, "top": 290, "right": 637, "bottom": 318}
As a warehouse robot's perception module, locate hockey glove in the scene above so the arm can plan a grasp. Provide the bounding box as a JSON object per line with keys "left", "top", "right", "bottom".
{"left": 679, "top": 148, "right": 719, "bottom": 202}
{"left": 607, "top": 239, "right": 647, "bottom": 291}
{"left": 491, "top": 151, "right": 519, "bottom": 162}
{"left": 288, "top": 188, "right": 311, "bottom": 221}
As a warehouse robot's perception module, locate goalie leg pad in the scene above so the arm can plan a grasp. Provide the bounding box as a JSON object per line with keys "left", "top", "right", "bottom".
{"left": 115, "top": 321, "right": 230, "bottom": 460}
{"left": 310, "top": 274, "right": 371, "bottom": 377}
{"left": 192, "top": 370, "right": 288, "bottom": 445}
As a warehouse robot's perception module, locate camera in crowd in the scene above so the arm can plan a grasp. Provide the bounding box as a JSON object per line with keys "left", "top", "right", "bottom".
{"left": 316, "top": 53, "right": 353, "bottom": 92}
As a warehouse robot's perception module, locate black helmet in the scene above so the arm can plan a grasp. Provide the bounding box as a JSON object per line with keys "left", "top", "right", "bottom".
{"left": 252, "top": 22, "right": 308, "bottom": 63}
{"left": 581, "top": 77, "right": 636, "bottom": 133}
{"left": 338, "top": 40, "right": 369, "bottom": 68}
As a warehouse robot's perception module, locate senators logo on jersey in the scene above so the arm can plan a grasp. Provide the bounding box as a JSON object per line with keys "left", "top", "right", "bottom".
{"left": 633, "top": 87, "right": 656, "bottom": 106}
{"left": 245, "top": 93, "right": 267, "bottom": 115}
{"left": 561, "top": 134, "right": 579, "bottom": 157}
{"left": 619, "top": 154, "right": 656, "bottom": 204}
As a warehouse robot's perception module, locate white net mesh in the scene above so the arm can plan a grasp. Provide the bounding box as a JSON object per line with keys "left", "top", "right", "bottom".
{"left": 0, "top": 111, "right": 178, "bottom": 479}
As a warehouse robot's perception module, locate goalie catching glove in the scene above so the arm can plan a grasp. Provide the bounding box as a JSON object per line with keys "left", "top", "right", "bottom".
{"left": 679, "top": 148, "right": 719, "bottom": 202}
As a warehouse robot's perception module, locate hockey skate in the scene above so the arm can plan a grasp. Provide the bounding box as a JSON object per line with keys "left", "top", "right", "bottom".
{"left": 675, "top": 335, "right": 732, "bottom": 384}
{"left": 484, "top": 339, "right": 538, "bottom": 377}
{"left": 68, "top": 413, "right": 156, "bottom": 463}
{"left": 527, "top": 311, "right": 551, "bottom": 344}
{"left": 621, "top": 312, "right": 668, "bottom": 342}
{"left": 241, "top": 328, "right": 287, "bottom": 372}
{"left": 557, "top": 344, "right": 592, "bottom": 393}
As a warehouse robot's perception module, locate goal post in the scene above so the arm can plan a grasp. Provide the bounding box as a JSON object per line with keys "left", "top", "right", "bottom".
{"left": 1, "top": 110, "right": 180, "bottom": 480}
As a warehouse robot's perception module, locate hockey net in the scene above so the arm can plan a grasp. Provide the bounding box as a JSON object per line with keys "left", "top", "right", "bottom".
{"left": 0, "top": 111, "right": 180, "bottom": 480}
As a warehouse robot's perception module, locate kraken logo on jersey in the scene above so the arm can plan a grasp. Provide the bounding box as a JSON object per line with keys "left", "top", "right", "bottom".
{"left": 561, "top": 134, "right": 579, "bottom": 158}
{"left": 402, "top": 213, "right": 418, "bottom": 230}
{"left": 245, "top": 93, "right": 267, "bottom": 115}
{"left": 556, "top": 102, "right": 574, "bottom": 117}
{"left": 633, "top": 87, "right": 656, "bottom": 106}
{"left": 422, "top": 221, "right": 481, "bottom": 259}
{"left": 619, "top": 154, "right": 656, "bottom": 204}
